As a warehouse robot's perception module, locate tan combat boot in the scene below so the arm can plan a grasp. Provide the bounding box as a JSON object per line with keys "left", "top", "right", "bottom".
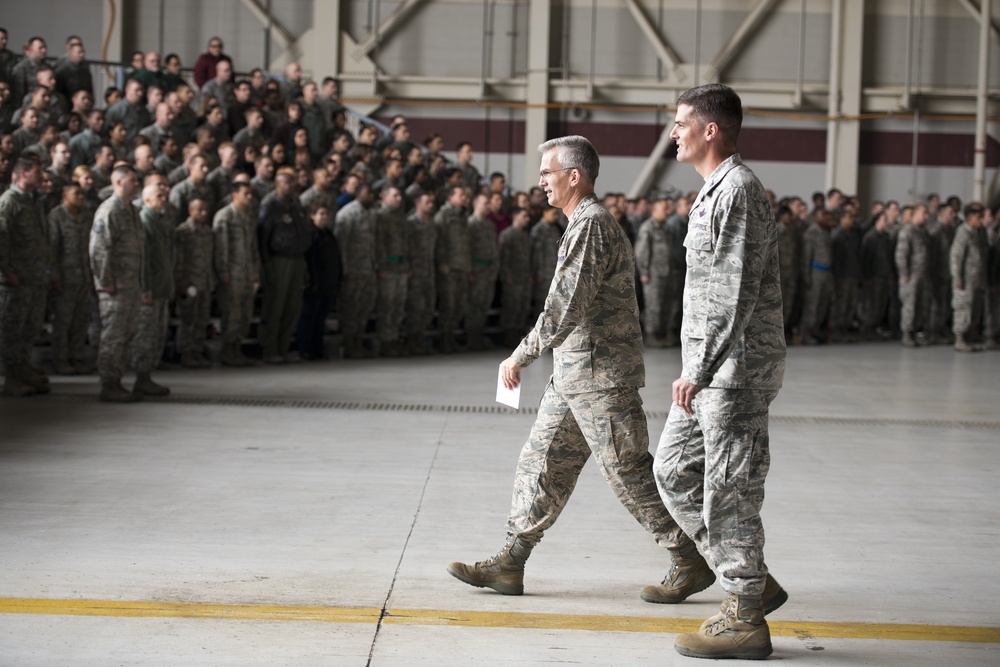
{"left": 901, "top": 332, "right": 918, "bottom": 347}
{"left": 954, "top": 335, "right": 978, "bottom": 352}
{"left": 447, "top": 535, "right": 533, "bottom": 595}
{"left": 640, "top": 554, "right": 716, "bottom": 604}
{"left": 676, "top": 593, "right": 773, "bottom": 660}
{"left": 99, "top": 380, "right": 139, "bottom": 403}
{"left": 133, "top": 372, "right": 170, "bottom": 397}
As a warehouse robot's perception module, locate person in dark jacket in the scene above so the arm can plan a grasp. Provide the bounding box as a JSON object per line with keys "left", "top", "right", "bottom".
{"left": 258, "top": 169, "right": 312, "bottom": 363}
{"left": 296, "top": 202, "right": 343, "bottom": 360}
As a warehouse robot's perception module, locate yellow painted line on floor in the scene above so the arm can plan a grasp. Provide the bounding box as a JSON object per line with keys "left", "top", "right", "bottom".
{"left": 1, "top": 598, "right": 998, "bottom": 644}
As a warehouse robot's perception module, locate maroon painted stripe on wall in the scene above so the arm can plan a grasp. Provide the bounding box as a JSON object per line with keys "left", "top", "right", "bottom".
{"left": 383, "top": 116, "right": 1000, "bottom": 167}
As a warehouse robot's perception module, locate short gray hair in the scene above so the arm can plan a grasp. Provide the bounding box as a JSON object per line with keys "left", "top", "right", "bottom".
{"left": 538, "top": 135, "right": 599, "bottom": 186}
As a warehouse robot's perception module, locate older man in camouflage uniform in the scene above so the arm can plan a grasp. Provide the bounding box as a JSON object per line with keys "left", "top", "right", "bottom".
{"left": 466, "top": 192, "right": 498, "bottom": 351}
{"left": 375, "top": 185, "right": 410, "bottom": 356}
{"left": 131, "top": 184, "right": 175, "bottom": 396}
{"left": 951, "top": 203, "right": 990, "bottom": 352}
{"left": 334, "top": 183, "right": 378, "bottom": 359}
{"left": 0, "top": 157, "right": 51, "bottom": 397}
{"left": 434, "top": 186, "right": 472, "bottom": 353}
{"left": 634, "top": 196, "right": 674, "bottom": 347}
{"left": 448, "top": 135, "right": 701, "bottom": 610}
{"left": 653, "top": 84, "right": 787, "bottom": 660}
{"left": 895, "top": 204, "right": 932, "bottom": 347}
{"left": 90, "top": 165, "right": 144, "bottom": 402}
{"left": 213, "top": 182, "right": 260, "bottom": 366}
{"left": 405, "top": 193, "right": 438, "bottom": 354}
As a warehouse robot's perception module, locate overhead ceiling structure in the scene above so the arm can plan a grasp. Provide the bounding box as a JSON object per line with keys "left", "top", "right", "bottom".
{"left": 221, "top": 1, "right": 999, "bottom": 197}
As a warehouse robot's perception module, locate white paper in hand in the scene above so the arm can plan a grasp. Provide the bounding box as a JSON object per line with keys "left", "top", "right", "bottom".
{"left": 496, "top": 365, "right": 521, "bottom": 409}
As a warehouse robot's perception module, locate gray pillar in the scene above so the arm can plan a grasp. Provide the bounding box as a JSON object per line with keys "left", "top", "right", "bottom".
{"left": 524, "top": 0, "right": 552, "bottom": 190}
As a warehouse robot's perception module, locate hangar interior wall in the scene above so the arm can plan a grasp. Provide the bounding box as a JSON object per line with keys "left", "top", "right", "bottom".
{"left": 3, "top": 0, "right": 1000, "bottom": 204}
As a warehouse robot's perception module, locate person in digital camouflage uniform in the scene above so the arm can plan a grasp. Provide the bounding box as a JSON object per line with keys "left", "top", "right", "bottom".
{"left": 895, "top": 203, "right": 932, "bottom": 347}
{"left": 174, "top": 198, "right": 215, "bottom": 367}
{"left": 951, "top": 202, "right": 989, "bottom": 352}
{"left": 89, "top": 165, "right": 144, "bottom": 402}
{"left": 48, "top": 182, "right": 93, "bottom": 375}
{"left": 498, "top": 206, "right": 532, "bottom": 347}
{"left": 634, "top": 195, "right": 674, "bottom": 347}
{"left": 0, "top": 157, "right": 51, "bottom": 396}
{"left": 466, "top": 192, "right": 498, "bottom": 351}
{"left": 334, "top": 183, "right": 378, "bottom": 359}
{"left": 405, "top": 192, "right": 438, "bottom": 355}
{"left": 448, "top": 135, "right": 703, "bottom": 610}
{"left": 652, "top": 84, "right": 787, "bottom": 660}
{"left": 213, "top": 181, "right": 260, "bottom": 366}
{"left": 374, "top": 185, "right": 410, "bottom": 357}
{"left": 434, "top": 185, "right": 472, "bottom": 353}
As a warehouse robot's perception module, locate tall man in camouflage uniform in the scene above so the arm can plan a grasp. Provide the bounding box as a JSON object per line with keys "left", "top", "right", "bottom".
{"left": 498, "top": 207, "right": 533, "bottom": 347}
{"left": 131, "top": 184, "right": 175, "bottom": 396}
{"left": 466, "top": 192, "right": 499, "bottom": 351}
{"left": 375, "top": 186, "right": 410, "bottom": 357}
{"left": 951, "top": 203, "right": 989, "bottom": 352}
{"left": 800, "top": 208, "right": 835, "bottom": 344}
{"left": 434, "top": 186, "right": 472, "bottom": 353}
{"left": 448, "top": 135, "right": 703, "bottom": 612}
{"left": 90, "top": 165, "right": 144, "bottom": 402}
{"left": 0, "top": 157, "right": 51, "bottom": 397}
{"left": 634, "top": 196, "right": 674, "bottom": 347}
{"left": 213, "top": 182, "right": 260, "bottom": 366}
{"left": 895, "top": 204, "right": 932, "bottom": 347}
{"left": 48, "top": 182, "right": 93, "bottom": 375}
{"left": 652, "top": 84, "right": 787, "bottom": 660}
{"left": 334, "top": 183, "right": 378, "bottom": 359}
{"left": 405, "top": 192, "right": 438, "bottom": 355}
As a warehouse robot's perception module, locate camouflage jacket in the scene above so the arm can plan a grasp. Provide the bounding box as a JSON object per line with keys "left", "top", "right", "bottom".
{"left": 0, "top": 184, "right": 50, "bottom": 286}
{"left": 140, "top": 205, "right": 177, "bottom": 300}
{"left": 499, "top": 225, "right": 531, "bottom": 284}
{"left": 90, "top": 194, "right": 145, "bottom": 294}
{"left": 681, "top": 154, "right": 785, "bottom": 390}
{"left": 170, "top": 178, "right": 217, "bottom": 220}
{"left": 407, "top": 212, "right": 437, "bottom": 283}
{"left": 513, "top": 193, "right": 644, "bottom": 393}
{"left": 212, "top": 203, "right": 261, "bottom": 285}
{"left": 802, "top": 222, "right": 833, "bottom": 274}
{"left": 950, "top": 223, "right": 988, "bottom": 290}
{"left": 434, "top": 203, "right": 472, "bottom": 272}
{"left": 48, "top": 204, "right": 93, "bottom": 287}
{"left": 175, "top": 219, "right": 215, "bottom": 291}
{"left": 894, "top": 223, "right": 931, "bottom": 280}
{"left": 776, "top": 221, "right": 801, "bottom": 284}
{"left": 375, "top": 204, "right": 411, "bottom": 273}
{"left": 530, "top": 219, "right": 562, "bottom": 284}
{"left": 334, "top": 199, "right": 377, "bottom": 276}
{"left": 468, "top": 214, "right": 498, "bottom": 276}
{"left": 633, "top": 216, "right": 671, "bottom": 277}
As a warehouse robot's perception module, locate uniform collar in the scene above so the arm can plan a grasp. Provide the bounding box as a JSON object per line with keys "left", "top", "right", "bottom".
{"left": 691, "top": 153, "right": 742, "bottom": 211}
{"left": 568, "top": 192, "right": 599, "bottom": 224}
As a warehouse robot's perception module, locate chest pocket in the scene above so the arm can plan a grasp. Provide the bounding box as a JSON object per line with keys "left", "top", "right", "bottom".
{"left": 684, "top": 205, "right": 715, "bottom": 254}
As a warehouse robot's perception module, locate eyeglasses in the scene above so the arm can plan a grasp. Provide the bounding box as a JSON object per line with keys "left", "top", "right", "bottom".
{"left": 210, "top": 43, "right": 222, "bottom": 49}
{"left": 539, "top": 167, "right": 576, "bottom": 179}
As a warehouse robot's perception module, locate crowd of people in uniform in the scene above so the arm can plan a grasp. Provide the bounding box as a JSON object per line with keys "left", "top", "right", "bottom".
{"left": 1, "top": 30, "right": 998, "bottom": 402}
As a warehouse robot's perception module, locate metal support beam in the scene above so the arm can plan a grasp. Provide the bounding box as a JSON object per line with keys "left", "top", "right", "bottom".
{"left": 628, "top": 125, "right": 674, "bottom": 199}
{"left": 959, "top": 0, "right": 1000, "bottom": 45}
{"left": 711, "top": 0, "right": 781, "bottom": 77}
{"left": 974, "top": 0, "right": 991, "bottom": 201}
{"left": 351, "top": 0, "right": 427, "bottom": 61}
{"left": 311, "top": 0, "right": 342, "bottom": 80}
{"left": 623, "top": 0, "right": 686, "bottom": 82}
{"left": 826, "top": 0, "right": 865, "bottom": 195}
{"left": 523, "top": 0, "right": 551, "bottom": 190}
{"left": 239, "top": 0, "right": 297, "bottom": 53}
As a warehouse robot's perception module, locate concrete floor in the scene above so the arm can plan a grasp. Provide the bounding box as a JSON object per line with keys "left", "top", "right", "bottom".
{"left": 1, "top": 343, "right": 998, "bottom": 665}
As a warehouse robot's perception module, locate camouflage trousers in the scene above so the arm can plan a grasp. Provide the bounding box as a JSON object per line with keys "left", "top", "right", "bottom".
{"left": 436, "top": 270, "right": 468, "bottom": 338}
{"left": 218, "top": 280, "right": 255, "bottom": 346}
{"left": 641, "top": 274, "right": 673, "bottom": 338}
{"left": 0, "top": 284, "right": 46, "bottom": 366}
{"left": 799, "top": 269, "right": 834, "bottom": 338}
{"left": 952, "top": 287, "right": 986, "bottom": 337}
{"left": 339, "top": 272, "right": 376, "bottom": 339}
{"left": 132, "top": 298, "right": 170, "bottom": 373}
{"left": 507, "top": 380, "right": 691, "bottom": 551}
{"left": 376, "top": 272, "right": 408, "bottom": 343}
{"left": 899, "top": 276, "right": 930, "bottom": 334}
{"left": 500, "top": 279, "right": 532, "bottom": 332}
{"left": 51, "top": 281, "right": 93, "bottom": 363}
{"left": 406, "top": 276, "right": 435, "bottom": 342}
{"left": 654, "top": 388, "right": 777, "bottom": 597}
{"left": 176, "top": 289, "right": 212, "bottom": 357}
{"left": 97, "top": 290, "right": 141, "bottom": 383}
{"left": 833, "top": 278, "right": 859, "bottom": 334}
{"left": 466, "top": 267, "right": 497, "bottom": 334}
